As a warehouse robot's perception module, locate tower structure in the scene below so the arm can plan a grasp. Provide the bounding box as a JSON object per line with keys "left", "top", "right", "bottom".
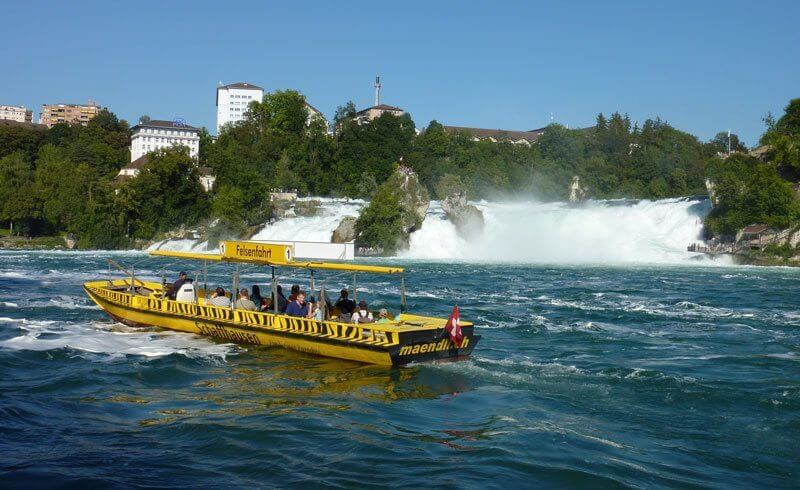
{"left": 374, "top": 75, "right": 381, "bottom": 106}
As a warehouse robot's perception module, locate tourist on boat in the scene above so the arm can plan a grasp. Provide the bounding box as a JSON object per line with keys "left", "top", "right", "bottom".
{"left": 251, "top": 285, "right": 263, "bottom": 308}
{"left": 310, "top": 301, "right": 324, "bottom": 321}
{"left": 285, "top": 291, "right": 309, "bottom": 317}
{"left": 235, "top": 288, "right": 258, "bottom": 311}
{"left": 208, "top": 287, "right": 231, "bottom": 308}
{"left": 175, "top": 279, "right": 196, "bottom": 303}
{"left": 376, "top": 308, "right": 391, "bottom": 324}
{"left": 353, "top": 300, "right": 374, "bottom": 324}
{"left": 335, "top": 289, "right": 356, "bottom": 322}
{"left": 288, "top": 284, "right": 300, "bottom": 302}
{"left": 274, "top": 285, "right": 288, "bottom": 313}
{"left": 165, "top": 271, "right": 187, "bottom": 300}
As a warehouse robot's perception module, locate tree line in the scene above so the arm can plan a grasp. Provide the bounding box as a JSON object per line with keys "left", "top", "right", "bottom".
{"left": 1, "top": 89, "right": 796, "bottom": 248}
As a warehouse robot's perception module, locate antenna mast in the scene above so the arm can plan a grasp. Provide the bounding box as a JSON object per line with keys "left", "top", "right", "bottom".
{"left": 374, "top": 75, "right": 381, "bottom": 106}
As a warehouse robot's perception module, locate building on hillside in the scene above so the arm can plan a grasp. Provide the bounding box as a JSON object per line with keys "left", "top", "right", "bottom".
{"left": 216, "top": 82, "right": 263, "bottom": 133}
{"left": 39, "top": 102, "right": 101, "bottom": 127}
{"left": 354, "top": 75, "right": 404, "bottom": 124}
{"left": 114, "top": 155, "right": 216, "bottom": 192}
{"left": 442, "top": 125, "right": 547, "bottom": 146}
{"left": 355, "top": 104, "right": 405, "bottom": 124}
{"left": 305, "top": 102, "right": 328, "bottom": 131}
{"left": 115, "top": 155, "right": 150, "bottom": 183}
{"left": 0, "top": 105, "right": 32, "bottom": 123}
{"left": 130, "top": 119, "right": 199, "bottom": 162}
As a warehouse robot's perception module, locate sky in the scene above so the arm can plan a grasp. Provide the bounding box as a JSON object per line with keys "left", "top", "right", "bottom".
{"left": 2, "top": 1, "right": 799, "bottom": 145}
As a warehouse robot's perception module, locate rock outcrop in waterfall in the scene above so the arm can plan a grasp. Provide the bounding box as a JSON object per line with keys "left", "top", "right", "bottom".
{"left": 442, "top": 192, "right": 484, "bottom": 238}
{"left": 569, "top": 176, "right": 588, "bottom": 202}
{"left": 331, "top": 216, "right": 357, "bottom": 243}
{"left": 354, "top": 165, "right": 429, "bottom": 255}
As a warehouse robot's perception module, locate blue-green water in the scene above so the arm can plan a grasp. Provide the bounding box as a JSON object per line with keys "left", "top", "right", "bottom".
{"left": 0, "top": 250, "right": 798, "bottom": 488}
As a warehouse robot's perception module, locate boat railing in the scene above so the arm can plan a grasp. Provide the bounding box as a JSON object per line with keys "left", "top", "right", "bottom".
{"left": 129, "top": 291, "right": 402, "bottom": 346}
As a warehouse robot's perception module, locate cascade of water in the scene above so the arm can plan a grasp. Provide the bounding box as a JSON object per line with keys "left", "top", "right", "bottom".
{"left": 149, "top": 196, "right": 710, "bottom": 264}
{"left": 401, "top": 198, "right": 710, "bottom": 263}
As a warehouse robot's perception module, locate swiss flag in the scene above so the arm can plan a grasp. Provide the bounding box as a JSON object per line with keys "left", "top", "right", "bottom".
{"left": 445, "top": 305, "right": 463, "bottom": 348}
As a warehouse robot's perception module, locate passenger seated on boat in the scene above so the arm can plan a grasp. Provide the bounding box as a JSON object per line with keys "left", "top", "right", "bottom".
{"left": 175, "top": 279, "right": 196, "bottom": 303}
{"left": 285, "top": 291, "right": 309, "bottom": 317}
{"left": 165, "top": 271, "right": 187, "bottom": 300}
{"left": 235, "top": 288, "right": 258, "bottom": 311}
{"left": 353, "top": 300, "right": 374, "bottom": 324}
{"left": 310, "top": 301, "right": 324, "bottom": 321}
{"left": 208, "top": 287, "right": 231, "bottom": 308}
{"left": 376, "top": 308, "right": 391, "bottom": 324}
{"left": 251, "top": 285, "right": 263, "bottom": 309}
{"left": 335, "top": 289, "right": 356, "bottom": 322}
{"left": 274, "top": 285, "right": 288, "bottom": 313}
{"left": 288, "top": 284, "right": 300, "bottom": 302}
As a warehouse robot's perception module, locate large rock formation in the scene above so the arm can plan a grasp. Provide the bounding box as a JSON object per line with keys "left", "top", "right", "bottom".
{"left": 395, "top": 165, "right": 430, "bottom": 234}
{"left": 568, "top": 175, "right": 587, "bottom": 202}
{"left": 354, "top": 165, "right": 430, "bottom": 254}
{"left": 331, "top": 216, "right": 357, "bottom": 243}
{"left": 442, "top": 192, "right": 484, "bottom": 238}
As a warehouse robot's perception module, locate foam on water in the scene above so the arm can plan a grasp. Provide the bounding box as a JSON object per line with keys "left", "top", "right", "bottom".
{"left": 0, "top": 317, "right": 236, "bottom": 360}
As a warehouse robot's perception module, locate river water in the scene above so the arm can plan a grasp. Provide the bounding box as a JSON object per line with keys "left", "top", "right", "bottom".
{"left": 0, "top": 250, "right": 798, "bottom": 487}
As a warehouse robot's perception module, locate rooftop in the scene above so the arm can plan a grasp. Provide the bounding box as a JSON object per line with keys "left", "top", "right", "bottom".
{"left": 356, "top": 104, "right": 404, "bottom": 115}
{"left": 217, "top": 82, "right": 263, "bottom": 91}
{"left": 133, "top": 119, "right": 199, "bottom": 131}
{"left": 442, "top": 125, "right": 545, "bottom": 143}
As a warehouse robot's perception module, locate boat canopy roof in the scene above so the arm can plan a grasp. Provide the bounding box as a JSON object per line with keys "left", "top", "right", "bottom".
{"left": 149, "top": 249, "right": 404, "bottom": 274}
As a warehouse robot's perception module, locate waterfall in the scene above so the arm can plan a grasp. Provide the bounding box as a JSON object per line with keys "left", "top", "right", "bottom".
{"left": 149, "top": 196, "right": 710, "bottom": 264}
{"left": 401, "top": 198, "right": 710, "bottom": 263}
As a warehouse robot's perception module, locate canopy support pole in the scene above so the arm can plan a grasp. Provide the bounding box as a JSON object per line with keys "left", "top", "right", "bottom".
{"left": 231, "top": 264, "right": 239, "bottom": 310}
{"left": 400, "top": 274, "right": 407, "bottom": 313}
{"left": 271, "top": 267, "right": 278, "bottom": 314}
{"left": 203, "top": 261, "right": 208, "bottom": 299}
{"left": 353, "top": 273, "right": 358, "bottom": 303}
{"left": 310, "top": 270, "right": 315, "bottom": 300}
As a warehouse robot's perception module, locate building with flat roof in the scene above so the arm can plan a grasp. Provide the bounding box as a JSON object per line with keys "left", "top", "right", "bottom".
{"left": 0, "top": 105, "right": 32, "bottom": 123}
{"left": 130, "top": 119, "right": 199, "bottom": 162}
{"left": 39, "top": 102, "right": 101, "bottom": 127}
{"left": 216, "top": 82, "right": 263, "bottom": 134}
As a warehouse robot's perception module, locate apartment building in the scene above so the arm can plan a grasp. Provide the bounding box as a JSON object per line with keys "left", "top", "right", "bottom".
{"left": 39, "top": 102, "right": 101, "bottom": 127}
{"left": 0, "top": 105, "right": 33, "bottom": 123}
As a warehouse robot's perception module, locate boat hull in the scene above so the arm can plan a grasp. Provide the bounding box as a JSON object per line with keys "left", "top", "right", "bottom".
{"left": 84, "top": 281, "right": 478, "bottom": 366}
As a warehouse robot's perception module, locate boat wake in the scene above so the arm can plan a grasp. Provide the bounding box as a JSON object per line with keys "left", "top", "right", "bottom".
{"left": 0, "top": 317, "right": 237, "bottom": 361}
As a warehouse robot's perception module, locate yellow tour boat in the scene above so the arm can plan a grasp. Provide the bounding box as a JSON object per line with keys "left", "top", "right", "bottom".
{"left": 83, "top": 241, "right": 479, "bottom": 366}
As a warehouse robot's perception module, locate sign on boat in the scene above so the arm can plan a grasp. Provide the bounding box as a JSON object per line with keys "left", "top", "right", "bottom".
{"left": 83, "top": 240, "right": 479, "bottom": 366}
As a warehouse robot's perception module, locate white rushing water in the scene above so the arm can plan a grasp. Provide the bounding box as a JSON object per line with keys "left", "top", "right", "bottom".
{"left": 251, "top": 198, "right": 365, "bottom": 242}
{"left": 402, "top": 198, "right": 710, "bottom": 263}
{"left": 150, "top": 196, "right": 710, "bottom": 264}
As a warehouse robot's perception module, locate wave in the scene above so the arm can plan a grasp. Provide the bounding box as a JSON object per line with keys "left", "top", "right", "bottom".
{"left": 0, "top": 317, "right": 237, "bottom": 361}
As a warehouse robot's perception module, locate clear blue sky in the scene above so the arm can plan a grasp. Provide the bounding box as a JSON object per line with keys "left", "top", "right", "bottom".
{"left": 3, "top": 1, "right": 799, "bottom": 145}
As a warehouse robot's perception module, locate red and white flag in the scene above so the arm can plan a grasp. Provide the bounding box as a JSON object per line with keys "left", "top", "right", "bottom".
{"left": 445, "top": 305, "right": 463, "bottom": 348}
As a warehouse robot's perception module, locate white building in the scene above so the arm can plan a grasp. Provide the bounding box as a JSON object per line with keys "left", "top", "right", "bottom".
{"left": 114, "top": 156, "right": 215, "bottom": 193}
{"left": 130, "top": 120, "right": 200, "bottom": 163}
{"left": 0, "top": 105, "right": 32, "bottom": 123}
{"left": 216, "top": 82, "right": 263, "bottom": 134}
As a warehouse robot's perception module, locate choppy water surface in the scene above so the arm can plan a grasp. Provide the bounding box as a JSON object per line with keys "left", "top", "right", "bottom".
{"left": 0, "top": 251, "right": 798, "bottom": 487}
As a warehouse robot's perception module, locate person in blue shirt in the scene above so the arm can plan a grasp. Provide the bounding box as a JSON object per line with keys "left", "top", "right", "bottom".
{"left": 285, "top": 291, "right": 309, "bottom": 317}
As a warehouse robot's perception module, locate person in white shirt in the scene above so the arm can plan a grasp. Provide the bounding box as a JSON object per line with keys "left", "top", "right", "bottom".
{"left": 207, "top": 287, "right": 231, "bottom": 308}
{"left": 175, "top": 279, "right": 196, "bottom": 303}
{"left": 353, "top": 300, "right": 374, "bottom": 324}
